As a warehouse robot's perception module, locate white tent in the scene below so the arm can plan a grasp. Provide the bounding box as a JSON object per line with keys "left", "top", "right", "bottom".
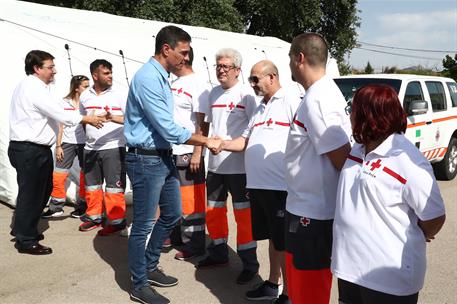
{"left": 0, "top": 0, "right": 339, "bottom": 206}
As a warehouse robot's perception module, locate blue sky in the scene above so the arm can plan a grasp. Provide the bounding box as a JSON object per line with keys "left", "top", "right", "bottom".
{"left": 348, "top": 0, "right": 457, "bottom": 71}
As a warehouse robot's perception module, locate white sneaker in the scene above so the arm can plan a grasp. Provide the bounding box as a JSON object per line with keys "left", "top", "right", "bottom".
{"left": 120, "top": 223, "right": 131, "bottom": 237}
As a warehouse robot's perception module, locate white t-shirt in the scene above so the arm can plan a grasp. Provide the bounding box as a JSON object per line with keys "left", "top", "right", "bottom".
{"left": 243, "top": 88, "right": 300, "bottom": 190}
{"left": 171, "top": 73, "right": 210, "bottom": 155}
{"left": 206, "top": 81, "right": 258, "bottom": 174}
{"left": 9, "top": 75, "right": 82, "bottom": 146}
{"left": 284, "top": 75, "right": 351, "bottom": 220}
{"left": 80, "top": 86, "right": 127, "bottom": 151}
{"left": 61, "top": 98, "right": 86, "bottom": 144}
{"left": 331, "top": 133, "right": 445, "bottom": 296}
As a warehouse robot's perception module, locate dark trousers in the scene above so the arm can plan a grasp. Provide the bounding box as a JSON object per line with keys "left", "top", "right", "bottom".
{"left": 338, "top": 279, "right": 419, "bottom": 304}
{"left": 8, "top": 141, "right": 53, "bottom": 249}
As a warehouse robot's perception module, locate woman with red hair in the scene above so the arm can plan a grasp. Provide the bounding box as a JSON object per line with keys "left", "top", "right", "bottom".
{"left": 331, "top": 84, "right": 446, "bottom": 304}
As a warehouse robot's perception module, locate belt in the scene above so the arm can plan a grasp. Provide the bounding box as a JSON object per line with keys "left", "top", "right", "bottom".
{"left": 127, "top": 147, "right": 172, "bottom": 156}
{"left": 10, "top": 140, "right": 51, "bottom": 149}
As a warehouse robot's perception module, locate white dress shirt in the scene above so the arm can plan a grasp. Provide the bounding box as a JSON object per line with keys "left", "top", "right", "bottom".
{"left": 9, "top": 75, "right": 82, "bottom": 146}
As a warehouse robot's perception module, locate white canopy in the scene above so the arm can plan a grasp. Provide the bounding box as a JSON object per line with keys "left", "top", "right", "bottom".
{"left": 0, "top": 0, "right": 339, "bottom": 206}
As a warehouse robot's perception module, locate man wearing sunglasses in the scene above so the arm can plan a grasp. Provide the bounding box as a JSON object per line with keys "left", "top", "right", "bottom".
{"left": 211, "top": 60, "right": 300, "bottom": 304}
{"left": 196, "top": 48, "right": 260, "bottom": 285}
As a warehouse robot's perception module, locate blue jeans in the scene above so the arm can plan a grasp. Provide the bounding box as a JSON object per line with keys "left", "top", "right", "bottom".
{"left": 126, "top": 152, "right": 182, "bottom": 290}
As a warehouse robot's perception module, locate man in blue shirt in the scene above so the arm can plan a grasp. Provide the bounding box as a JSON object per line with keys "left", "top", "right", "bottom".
{"left": 124, "top": 25, "right": 219, "bottom": 304}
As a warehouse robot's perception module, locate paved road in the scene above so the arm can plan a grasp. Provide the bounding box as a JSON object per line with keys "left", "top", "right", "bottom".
{"left": 0, "top": 178, "right": 455, "bottom": 303}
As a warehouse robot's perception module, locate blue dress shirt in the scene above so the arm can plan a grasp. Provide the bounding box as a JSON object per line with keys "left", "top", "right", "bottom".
{"left": 124, "top": 58, "right": 191, "bottom": 149}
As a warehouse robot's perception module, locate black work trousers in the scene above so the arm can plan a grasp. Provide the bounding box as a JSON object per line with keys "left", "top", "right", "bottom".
{"left": 8, "top": 141, "right": 53, "bottom": 249}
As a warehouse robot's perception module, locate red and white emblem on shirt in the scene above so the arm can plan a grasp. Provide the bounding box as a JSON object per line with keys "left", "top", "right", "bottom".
{"left": 300, "top": 217, "right": 311, "bottom": 227}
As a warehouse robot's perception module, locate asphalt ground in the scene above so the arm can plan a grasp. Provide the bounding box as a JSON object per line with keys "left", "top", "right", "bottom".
{"left": 0, "top": 178, "right": 456, "bottom": 304}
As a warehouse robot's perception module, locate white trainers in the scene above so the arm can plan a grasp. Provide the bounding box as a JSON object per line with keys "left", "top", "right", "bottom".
{"left": 120, "top": 223, "right": 131, "bottom": 237}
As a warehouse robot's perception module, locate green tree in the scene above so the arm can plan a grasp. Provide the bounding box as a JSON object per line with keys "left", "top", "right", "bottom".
{"left": 27, "top": 0, "right": 243, "bottom": 32}
{"left": 364, "top": 61, "right": 374, "bottom": 74}
{"left": 442, "top": 54, "right": 457, "bottom": 81}
{"left": 234, "top": 0, "right": 360, "bottom": 63}
{"left": 26, "top": 0, "right": 360, "bottom": 61}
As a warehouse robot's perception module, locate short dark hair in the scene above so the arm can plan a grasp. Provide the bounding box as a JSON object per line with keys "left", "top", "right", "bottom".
{"left": 351, "top": 84, "right": 407, "bottom": 145}
{"left": 90, "top": 59, "right": 112, "bottom": 74}
{"left": 290, "top": 33, "right": 328, "bottom": 68}
{"left": 155, "top": 25, "right": 191, "bottom": 55}
{"left": 24, "top": 50, "right": 54, "bottom": 75}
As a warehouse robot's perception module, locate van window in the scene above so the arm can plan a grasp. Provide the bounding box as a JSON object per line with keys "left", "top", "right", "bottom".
{"left": 403, "top": 81, "right": 424, "bottom": 114}
{"left": 425, "top": 81, "right": 447, "bottom": 112}
{"left": 447, "top": 82, "right": 457, "bottom": 107}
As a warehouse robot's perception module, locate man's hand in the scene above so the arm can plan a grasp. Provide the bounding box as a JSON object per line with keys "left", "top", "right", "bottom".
{"left": 189, "top": 152, "right": 202, "bottom": 173}
{"left": 82, "top": 111, "right": 107, "bottom": 129}
{"left": 55, "top": 146, "right": 64, "bottom": 162}
{"left": 207, "top": 136, "right": 223, "bottom": 155}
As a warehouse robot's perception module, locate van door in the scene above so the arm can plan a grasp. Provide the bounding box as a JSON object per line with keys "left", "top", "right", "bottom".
{"left": 403, "top": 80, "right": 434, "bottom": 155}
{"left": 423, "top": 80, "right": 449, "bottom": 160}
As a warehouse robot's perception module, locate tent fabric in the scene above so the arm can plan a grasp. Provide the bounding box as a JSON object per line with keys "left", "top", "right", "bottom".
{"left": 0, "top": 0, "right": 339, "bottom": 206}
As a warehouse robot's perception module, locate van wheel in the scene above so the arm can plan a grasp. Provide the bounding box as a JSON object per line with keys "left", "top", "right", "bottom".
{"left": 433, "top": 137, "right": 457, "bottom": 180}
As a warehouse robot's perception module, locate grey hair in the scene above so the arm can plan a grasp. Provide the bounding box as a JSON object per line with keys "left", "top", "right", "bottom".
{"left": 215, "top": 48, "right": 243, "bottom": 67}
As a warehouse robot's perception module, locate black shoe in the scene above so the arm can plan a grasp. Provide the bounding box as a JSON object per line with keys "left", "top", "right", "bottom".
{"left": 130, "top": 284, "right": 170, "bottom": 304}
{"left": 17, "top": 243, "right": 52, "bottom": 255}
{"left": 42, "top": 209, "right": 64, "bottom": 218}
{"left": 272, "top": 294, "right": 291, "bottom": 304}
{"left": 195, "top": 256, "right": 229, "bottom": 269}
{"left": 147, "top": 267, "right": 178, "bottom": 287}
{"left": 237, "top": 269, "right": 258, "bottom": 285}
{"left": 70, "top": 209, "right": 85, "bottom": 218}
{"left": 245, "top": 280, "right": 279, "bottom": 301}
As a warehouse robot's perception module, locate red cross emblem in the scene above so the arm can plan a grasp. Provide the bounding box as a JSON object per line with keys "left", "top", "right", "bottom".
{"left": 103, "top": 105, "right": 110, "bottom": 112}
{"left": 266, "top": 118, "right": 273, "bottom": 126}
{"left": 370, "top": 159, "right": 382, "bottom": 171}
{"left": 177, "top": 88, "right": 183, "bottom": 94}
{"left": 228, "top": 102, "right": 235, "bottom": 110}
{"left": 300, "top": 217, "right": 310, "bottom": 227}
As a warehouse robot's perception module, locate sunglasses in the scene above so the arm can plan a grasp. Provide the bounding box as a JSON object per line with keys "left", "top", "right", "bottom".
{"left": 248, "top": 75, "right": 265, "bottom": 84}
{"left": 73, "top": 75, "right": 88, "bottom": 81}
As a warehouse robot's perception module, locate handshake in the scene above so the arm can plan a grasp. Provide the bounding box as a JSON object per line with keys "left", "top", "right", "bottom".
{"left": 206, "top": 136, "right": 224, "bottom": 155}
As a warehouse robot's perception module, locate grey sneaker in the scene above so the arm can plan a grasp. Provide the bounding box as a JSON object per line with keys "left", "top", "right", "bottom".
{"left": 245, "top": 280, "right": 279, "bottom": 301}
{"left": 130, "top": 284, "right": 169, "bottom": 304}
{"left": 147, "top": 267, "right": 178, "bottom": 287}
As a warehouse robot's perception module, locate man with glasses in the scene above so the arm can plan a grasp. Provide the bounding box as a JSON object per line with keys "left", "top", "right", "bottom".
{"left": 8, "top": 50, "right": 106, "bottom": 255}
{"left": 196, "top": 48, "right": 260, "bottom": 285}
{"left": 211, "top": 60, "right": 299, "bottom": 303}
{"left": 124, "top": 26, "right": 220, "bottom": 304}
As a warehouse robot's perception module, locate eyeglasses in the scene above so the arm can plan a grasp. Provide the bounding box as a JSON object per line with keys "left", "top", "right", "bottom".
{"left": 345, "top": 101, "right": 352, "bottom": 115}
{"left": 215, "top": 64, "right": 237, "bottom": 72}
{"left": 42, "top": 65, "right": 56, "bottom": 70}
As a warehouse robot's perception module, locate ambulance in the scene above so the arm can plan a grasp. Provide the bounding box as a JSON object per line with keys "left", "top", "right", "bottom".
{"left": 334, "top": 74, "right": 457, "bottom": 180}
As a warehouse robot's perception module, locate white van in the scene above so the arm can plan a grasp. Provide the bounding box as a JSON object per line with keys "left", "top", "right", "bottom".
{"left": 334, "top": 74, "right": 457, "bottom": 180}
